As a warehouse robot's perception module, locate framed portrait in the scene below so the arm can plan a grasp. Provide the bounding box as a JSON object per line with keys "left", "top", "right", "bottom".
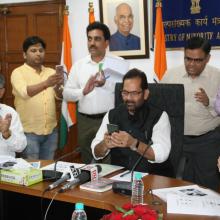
{"left": 99, "top": 0, "right": 149, "bottom": 59}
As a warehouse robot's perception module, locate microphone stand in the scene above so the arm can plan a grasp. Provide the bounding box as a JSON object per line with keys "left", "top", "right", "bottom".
{"left": 112, "top": 140, "right": 152, "bottom": 196}
{"left": 43, "top": 147, "right": 80, "bottom": 181}
{"left": 130, "top": 140, "right": 153, "bottom": 183}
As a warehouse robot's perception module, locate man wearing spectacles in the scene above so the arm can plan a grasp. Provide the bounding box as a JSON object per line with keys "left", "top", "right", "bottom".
{"left": 161, "top": 37, "right": 220, "bottom": 190}
{"left": 91, "top": 68, "right": 172, "bottom": 176}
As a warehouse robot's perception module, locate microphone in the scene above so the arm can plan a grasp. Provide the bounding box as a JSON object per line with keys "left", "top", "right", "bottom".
{"left": 46, "top": 173, "right": 71, "bottom": 190}
{"left": 58, "top": 172, "right": 90, "bottom": 193}
{"left": 112, "top": 140, "right": 153, "bottom": 196}
{"left": 42, "top": 147, "right": 80, "bottom": 181}
{"left": 58, "top": 165, "right": 102, "bottom": 193}
{"left": 45, "top": 164, "right": 82, "bottom": 191}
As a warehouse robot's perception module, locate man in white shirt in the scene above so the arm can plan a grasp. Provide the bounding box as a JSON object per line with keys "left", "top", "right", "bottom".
{"left": 0, "top": 74, "right": 27, "bottom": 157}
{"left": 63, "top": 22, "right": 128, "bottom": 163}
{"left": 91, "top": 69, "right": 172, "bottom": 176}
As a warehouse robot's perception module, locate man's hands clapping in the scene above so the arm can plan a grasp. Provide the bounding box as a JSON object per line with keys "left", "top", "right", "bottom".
{"left": 0, "top": 114, "right": 12, "bottom": 139}
{"left": 83, "top": 72, "right": 106, "bottom": 95}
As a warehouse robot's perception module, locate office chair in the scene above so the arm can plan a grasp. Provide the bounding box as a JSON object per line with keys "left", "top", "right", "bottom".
{"left": 115, "top": 83, "right": 185, "bottom": 178}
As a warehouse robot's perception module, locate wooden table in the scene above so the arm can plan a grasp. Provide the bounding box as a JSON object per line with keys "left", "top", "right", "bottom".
{"left": 0, "top": 161, "right": 219, "bottom": 220}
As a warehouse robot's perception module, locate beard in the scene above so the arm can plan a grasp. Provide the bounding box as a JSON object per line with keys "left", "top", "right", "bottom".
{"left": 125, "top": 99, "right": 144, "bottom": 114}
{"left": 125, "top": 101, "right": 136, "bottom": 113}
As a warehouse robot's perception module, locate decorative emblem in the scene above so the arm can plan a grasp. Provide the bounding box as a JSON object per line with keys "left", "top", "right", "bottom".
{"left": 190, "top": 0, "right": 201, "bottom": 14}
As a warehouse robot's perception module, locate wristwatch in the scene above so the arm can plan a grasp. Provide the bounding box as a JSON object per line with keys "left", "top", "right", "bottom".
{"left": 130, "top": 139, "right": 139, "bottom": 151}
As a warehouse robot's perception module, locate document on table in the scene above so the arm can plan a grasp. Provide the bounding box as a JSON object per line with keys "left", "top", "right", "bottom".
{"left": 152, "top": 184, "right": 219, "bottom": 202}
{"left": 167, "top": 194, "right": 220, "bottom": 216}
{"left": 110, "top": 170, "right": 148, "bottom": 182}
{"left": 41, "top": 161, "right": 85, "bottom": 173}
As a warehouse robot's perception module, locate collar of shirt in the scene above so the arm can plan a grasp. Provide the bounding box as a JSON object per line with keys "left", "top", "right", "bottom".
{"left": 116, "top": 31, "right": 132, "bottom": 40}
{"left": 86, "top": 54, "right": 106, "bottom": 65}
{"left": 182, "top": 67, "right": 209, "bottom": 80}
{"left": 24, "top": 63, "right": 45, "bottom": 74}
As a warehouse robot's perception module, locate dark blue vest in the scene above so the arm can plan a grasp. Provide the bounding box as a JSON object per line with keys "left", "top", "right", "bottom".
{"left": 108, "top": 102, "right": 174, "bottom": 177}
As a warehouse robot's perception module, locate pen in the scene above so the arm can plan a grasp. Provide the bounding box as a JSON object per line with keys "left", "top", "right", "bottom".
{"left": 120, "top": 170, "right": 131, "bottom": 177}
{"left": 104, "top": 75, "right": 110, "bottom": 80}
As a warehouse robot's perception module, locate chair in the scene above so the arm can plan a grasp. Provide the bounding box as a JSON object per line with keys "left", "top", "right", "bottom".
{"left": 114, "top": 83, "right": 185, "bottom": 177}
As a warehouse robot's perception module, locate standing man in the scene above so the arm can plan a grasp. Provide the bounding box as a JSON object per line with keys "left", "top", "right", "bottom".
{"left": 0, "top": 74, "right": 26, "bottom": 157}
{"left": 11, "top": 36, "right": 63, "bottom": 160}
{"left": 109, "top": 3, "right": 140, "bottom": 51}
{"left": 161, "top": 37, "right": 220, "bottom": 190}
{"left": 63, "top": 22, "right": 128, "bottom": 164}
{"left": 91, "top": 69, "right": 172, "bottom": 175}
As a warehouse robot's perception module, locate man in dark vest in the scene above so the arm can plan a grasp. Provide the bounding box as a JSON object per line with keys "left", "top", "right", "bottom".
{"left": 91, "top": 68, "right": 173, "bottom": 176}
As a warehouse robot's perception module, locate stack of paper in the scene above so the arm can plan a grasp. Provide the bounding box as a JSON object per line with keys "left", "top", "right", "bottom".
{"left": 167, "top": 194, "right": 220, "bottom": 216}
{"left": 153, "top": 185, "right": 220, "bottom": 216}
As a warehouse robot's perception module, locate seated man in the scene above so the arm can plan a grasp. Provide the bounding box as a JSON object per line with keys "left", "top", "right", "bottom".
{"left": 0, "top": 74, "right": 27, "bottom": 157}
{"left": 91, "top": 68, "right": 172, "bottom": 176}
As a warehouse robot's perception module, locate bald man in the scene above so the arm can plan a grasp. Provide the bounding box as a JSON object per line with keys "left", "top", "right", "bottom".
{"left": 109, "top": 3, "right": 140, "bottom": 51}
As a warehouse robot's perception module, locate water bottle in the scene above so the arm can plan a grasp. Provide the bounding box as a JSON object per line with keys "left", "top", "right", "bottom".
{"left": 71, "top": 202, "right": 87, "bottom": 220}
{"left": 131, "top": 172, "right": 144, "bottom": 205}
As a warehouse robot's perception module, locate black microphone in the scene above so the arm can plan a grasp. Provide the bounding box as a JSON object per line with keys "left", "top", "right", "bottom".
{"left": 112, "top": 140, "right": 153, "bottom": 196}
{"left": 42, "top": 147, "right": 80, "bottom": 181}
{"left": 46, "top": 173, "right": 71, "bottom": 191}
{"left": 58, "top": 165, "right": 102, "bottom": 193}
{"left": 153, "top": 78, "right": 158, "bottom": 84}
{"left": 58, "top": 172, "right": 90, "bottom": 193}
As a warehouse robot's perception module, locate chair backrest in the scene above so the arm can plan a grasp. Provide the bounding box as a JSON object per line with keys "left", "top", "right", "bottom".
{"left": 115, "top": 83, "right": 185, "bottom": 177}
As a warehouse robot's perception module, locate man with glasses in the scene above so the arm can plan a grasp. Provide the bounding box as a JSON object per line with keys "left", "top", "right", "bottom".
{"left": 91, "top": 68, "right": 172, "bottom": 175}
{"left": 0, "top": 74, "right": 26, "bottom": 157}
{"left": 161, "top": 37, "right": 220, "bottom": 190}
{"left": 109, "top": 3, "right": 140, "bottom": 51}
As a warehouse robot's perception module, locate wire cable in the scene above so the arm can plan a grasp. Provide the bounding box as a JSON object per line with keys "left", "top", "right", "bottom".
{"left": 43, "top": 191, "right": 58, "bottom": 220}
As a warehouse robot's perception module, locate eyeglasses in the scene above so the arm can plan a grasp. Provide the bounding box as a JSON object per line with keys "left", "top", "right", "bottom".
{"left": 121, "top": 90, "right": 143, "bottom": 97}
{"left": 184, "top": 56, "right": 206, "bottom": 64}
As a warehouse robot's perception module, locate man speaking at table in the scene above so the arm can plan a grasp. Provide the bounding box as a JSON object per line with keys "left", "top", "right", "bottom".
{"left": 91, "top": 69, "right": 172, "bottom": 176}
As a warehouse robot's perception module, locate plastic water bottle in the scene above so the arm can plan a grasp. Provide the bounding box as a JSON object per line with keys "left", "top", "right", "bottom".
{"left": 131, "top": 172, "right": 144, "bottom": 205}
{"left": 71, "top": 203, "right": 87, "bottom": 220}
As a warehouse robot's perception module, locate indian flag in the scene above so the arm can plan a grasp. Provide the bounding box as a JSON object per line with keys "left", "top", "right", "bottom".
{"left": 154, "top": 0, "right": 167, "bottom": 81}
{"left": 59, "top": 6, "right": 76, "bottom": 149}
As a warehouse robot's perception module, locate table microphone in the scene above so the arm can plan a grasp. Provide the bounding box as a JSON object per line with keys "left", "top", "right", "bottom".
{"left": 58, "top": 165, "right": 102, "bottom": 193}
{"left": 46, "top": 173, "right": 71, "bottom": 191}
{"left": 112, "top": 140, "right": 152, "bottom": 196}
{"left": 42, "top": 147, "right": 80, "bottom": 181}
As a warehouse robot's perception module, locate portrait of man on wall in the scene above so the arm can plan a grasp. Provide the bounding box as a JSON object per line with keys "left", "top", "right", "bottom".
{"left": 100, "top": 0, "right": 149, "bottom": 59}
{"left": 109, "top": 2, "right": 140, "bottom": 51}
